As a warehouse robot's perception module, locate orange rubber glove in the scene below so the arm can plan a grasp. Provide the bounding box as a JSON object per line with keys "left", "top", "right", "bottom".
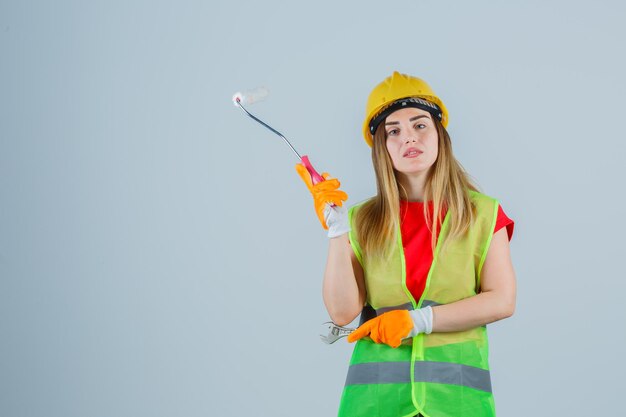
{"left": 347, "top": 310, "right": 415, "bottom": 348}
{"left": 295, "top": 163, "right": 348, "bottom": 230}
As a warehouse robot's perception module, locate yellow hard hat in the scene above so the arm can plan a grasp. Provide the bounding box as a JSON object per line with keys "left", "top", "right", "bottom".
{"left": 362, "top": 71, "right": 449, "bottom": 147}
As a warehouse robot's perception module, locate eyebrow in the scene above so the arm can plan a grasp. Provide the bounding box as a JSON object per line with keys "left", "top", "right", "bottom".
{"left": 385, "top": 115, "right": 429, "bottom": 125}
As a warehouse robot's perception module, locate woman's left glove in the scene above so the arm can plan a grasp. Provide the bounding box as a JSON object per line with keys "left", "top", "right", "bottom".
{"left": 347, "top": 307, "right": 433, "bottom": 348}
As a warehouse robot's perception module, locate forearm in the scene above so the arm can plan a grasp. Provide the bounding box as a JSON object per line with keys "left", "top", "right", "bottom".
{"left": 431, "top": 290, "right": 515, "bottom": 333}
{"left": 322, "top": 234, "right": 364, "bottom": 326}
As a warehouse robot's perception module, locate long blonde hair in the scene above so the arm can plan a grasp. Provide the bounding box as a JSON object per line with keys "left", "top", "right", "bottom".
{"left": 354, "top": 116, "right": 480, "bottom": 259}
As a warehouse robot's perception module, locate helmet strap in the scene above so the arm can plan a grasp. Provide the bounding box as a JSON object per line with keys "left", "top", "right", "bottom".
{"left": 369, "top": 97, "right": 443, "bottom": 135}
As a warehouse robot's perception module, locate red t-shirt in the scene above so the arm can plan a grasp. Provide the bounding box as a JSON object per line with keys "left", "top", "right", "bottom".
{"left": 399, "top": 200, "right": 514, "bottom": 302}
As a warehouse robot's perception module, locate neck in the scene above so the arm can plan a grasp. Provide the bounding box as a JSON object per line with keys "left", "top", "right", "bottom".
{"left": 397, "top": 170, "right": 429, "bottom": 202}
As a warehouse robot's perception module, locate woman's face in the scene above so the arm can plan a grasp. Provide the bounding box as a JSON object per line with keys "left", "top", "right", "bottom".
{"left": 384, "top": 107, "right": 439, "bottom": 175}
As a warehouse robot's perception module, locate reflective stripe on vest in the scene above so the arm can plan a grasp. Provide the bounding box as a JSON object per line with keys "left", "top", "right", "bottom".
{"left": 345, "top": 361, "right": 492, "bottom": 393}
{"left": 375, "top": 300, "right": 440, "bottom": 315}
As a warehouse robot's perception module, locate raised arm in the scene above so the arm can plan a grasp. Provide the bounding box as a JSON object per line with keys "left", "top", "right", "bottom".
{"left": 293, "top": 164, "right": 364, "bottom": 326}
{"left": 323, "top": 234, "right": 366, "bottom": 326}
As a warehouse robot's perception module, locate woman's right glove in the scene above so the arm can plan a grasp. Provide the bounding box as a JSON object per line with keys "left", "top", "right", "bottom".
{"left": 295, "top": 163, "right": 350, "bottom": 238}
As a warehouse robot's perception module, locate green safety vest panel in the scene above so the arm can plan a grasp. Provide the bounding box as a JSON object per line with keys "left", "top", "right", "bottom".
{"left": 339, "top": 190, "right": 500, "bottom": 417}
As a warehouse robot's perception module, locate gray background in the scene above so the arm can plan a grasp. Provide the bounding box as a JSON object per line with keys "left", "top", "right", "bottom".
{"left": 1, "top": 1, "right": 625, "bottom": 416}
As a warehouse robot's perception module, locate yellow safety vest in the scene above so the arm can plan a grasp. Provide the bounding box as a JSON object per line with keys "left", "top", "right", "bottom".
{"left": 338, "top": 190, "right": 500, "bottom": 417}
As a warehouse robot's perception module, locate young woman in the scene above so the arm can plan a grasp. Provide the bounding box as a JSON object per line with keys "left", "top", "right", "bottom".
{"left": 296, "top": 71, "right": 516, "bottom": 417}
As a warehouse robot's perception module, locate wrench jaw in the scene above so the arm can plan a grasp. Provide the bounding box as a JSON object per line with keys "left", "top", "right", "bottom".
{"left": 320, "top": 322, "right": 356, "bottom": 344}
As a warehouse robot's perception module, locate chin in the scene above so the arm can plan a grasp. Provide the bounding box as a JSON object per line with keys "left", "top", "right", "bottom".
{"left": 397, "top": 164, "right": 430, "bottom": 175}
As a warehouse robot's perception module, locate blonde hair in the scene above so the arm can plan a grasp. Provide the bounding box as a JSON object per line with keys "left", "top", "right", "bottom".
{"left": 354, "top": 116, "right": 480, "bottom": 259}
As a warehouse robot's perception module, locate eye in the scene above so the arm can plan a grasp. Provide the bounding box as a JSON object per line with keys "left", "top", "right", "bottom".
{"left": 415, "top": 123, "right": 427, "bottom": 129}
{"left": 386, "top": 128, "right": 399, "bottom": 136}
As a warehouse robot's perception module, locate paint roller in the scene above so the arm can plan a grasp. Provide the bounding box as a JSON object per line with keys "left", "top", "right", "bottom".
{"left": 232, "top": 87, "right": 326, "bottom": 185}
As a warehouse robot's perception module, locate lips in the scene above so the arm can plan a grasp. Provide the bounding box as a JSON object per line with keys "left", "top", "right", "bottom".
{"left": 403, "top": 147, "right": 423, "bottom": 157}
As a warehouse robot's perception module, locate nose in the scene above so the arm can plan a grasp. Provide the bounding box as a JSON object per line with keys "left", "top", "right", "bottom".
{"left": 402, "top": 126, "right": 417, "bottom": 143}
